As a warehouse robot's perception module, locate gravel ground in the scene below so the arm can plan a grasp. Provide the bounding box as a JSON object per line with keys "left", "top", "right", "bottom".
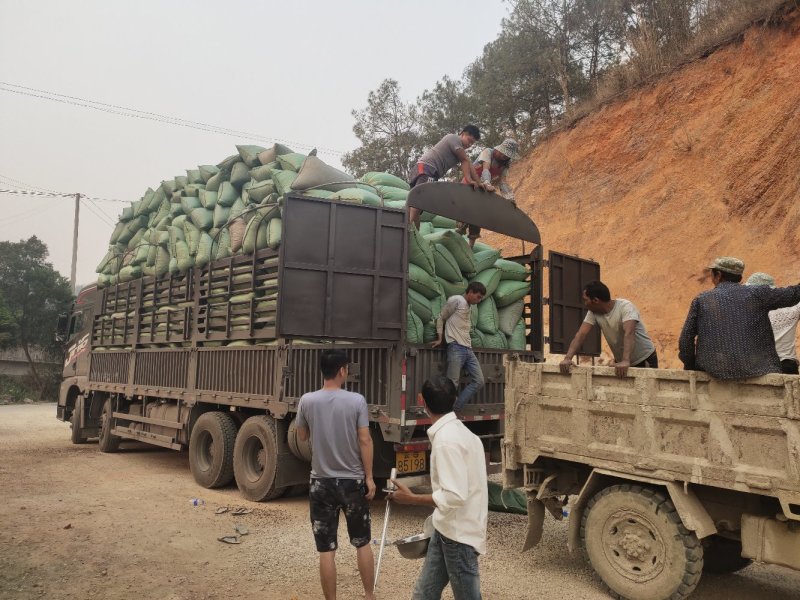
{"left": 1, "top": 403, "right": 799, "bottom": 599}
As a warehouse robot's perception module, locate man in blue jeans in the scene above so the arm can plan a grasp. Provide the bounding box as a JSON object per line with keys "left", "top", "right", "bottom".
{"left": 389, "top": 375, "right": 488, "bottom": 599}
{"left": 434, "top": 282, "right": 486, "bottom": 411}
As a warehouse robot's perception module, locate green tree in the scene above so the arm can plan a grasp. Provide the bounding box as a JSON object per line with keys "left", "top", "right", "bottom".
{"left": 416, "top": 76, "right": 479, "bottom": 148}
{"left": 342, "top": 79, "right": 422, "bottom": 178}
{"left": 0, "top": 237, "right": 73, "bottom": 395}
{"left": 0, "top": 293, "right": 14, "bottom": 348}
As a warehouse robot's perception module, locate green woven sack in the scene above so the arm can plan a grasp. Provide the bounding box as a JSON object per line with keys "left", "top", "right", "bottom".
{"left": 216, "top": 181, "right": 238, "bottom": 207}
{"left": 430, "top": 287, "right": 446, "bottom": 321}
{"left": 408, "top": 263, "right": 441, "bottom": 299}
{"left": 257, "top": 144, "right": 293, "bottom": 165}
{"left": 249, "top": 164, "right": 274, "bottom": 182}
{"left": 477, "top": 296, "right": 499, "bottom": 334}
{"left": 407, "top": 307, "right": 424, "bottom": 345}
{"left": 266, "top": 217, "right": 282, "bottom": 249}
{"left": 119, "top": 217, "right": 147, "bottom": 245}
{"left": 230, "top": 162, "right": 250, "bottom": 188}
{"left": 509, "top": 319, "right": 526, "bottom": 350}
{"left": 494, "top": 280, "right": 529, "bottom": 307}
{"left": 471, "top": 268, "right": 501, "bottom": 297}
{"left": 331, "top": 187, "right": 381, "bottom": 206}
{"left": 132, "top": 243, "right": 150, "bottom": 266}
{"left": 119, "top": 206, "right": 134, "bottom": 222}
{"left": 181, "top": 196, "right": 201, "bottom": 214}
{"left": 168, "top": 225, "right": 185, "bottom": 256}
{"left": 213, "top": 204, "right": 231, "bottom": 228}
{"left": 175, "top": 240, "right": 193, "bottom": 272}
{"left": 482, "top": 330, "right": 508, "bottom": 349}
{"left": 408, "top": 226, "right": 435, "bottom": 275}
{"left": 183, "top": 184, "right": 204, "bottom": 197}
{"left": 118, "top": 265, "right": 142, "bottom": 283}
{"left": 248, "top": 179, "right": 275, "bottom": 202}
{"left": 408, "top": 288, "right": 433, "bottom": 323}
{"left": 160, "top": 180, "right": 177, "bottom": 196}
{"left": 273, "top": 170, "right": 298, "bottom": 196}
{"left": 109, "top": 221, "right": 126, "bottom": 245}
{"left": 195, "top": 233, "right": 214, "bottom": 268}
{"left": 303, "top": 189, "right": 335, "bottom": 199}
{"left": 190, "top": 208, "right": 214, "bottom": 231}
{"left": 237, "top": 144, "right": 268, "bottom": 168}
{"left": 418, "top": 222, "right": 434, "bottom": 236}
{"left": 424, "top": 230, "right": 476, "bottom": 275}
{"left": 473, "top": 248, "right": 501, "bottom": 272}
{"left": 214, "top": 228, "right": 232, "bottom": 260}
{"left": 198, "top": 165, "right": 219, "bottom": 183}
{"left": 360, "top": 172, "right": 410, "bottom": 191}
{"left": 243, "top": 206, "right": 280, "bottom": 253}
{"left": 186, "top": 169, "right": 203, "bottom": 184}
{"left": 441, "top": 277, "right": 468, "bottom": 297}
{"left": 183, "top": 220, "right": 201, "bottom": 255}
{"left": 155, "top": 247, "right": 170, "bottom": 277}
{"left": 423, "top": 320, "right": 438, "bottom": 343}
{"left": 497, "top": 299, "right": 525, "bottom": 336}
{"left": 431, "top": 243, "right": 461, "bottom": 282}
{"left": 471, "top": 303, "right": 479, "bottom": 329}
{"left": 384, "top": 199, "right": 407, "bottom": 210}
{"left": 172, "top": 214, "right": 188, "bottom": 228}
{"left": 495, "top": 258, "right": 529, "bottom": 281}
{"left": 470, "top": 328, "right": 485, "bottom": 348}
{"left": 430, "top": 215, "right": 458, "bottom": 229}
{"left": 198, "top": 189, "right": 217, "bottom": 209}
{"left": 277, "top": 152, "right": 306, "bottom": 172}
{"left": 174, "top": 175, "right": 188, "bottom": 190}
{"left": 375, "top": 185, "right": 409, "bottom": 201}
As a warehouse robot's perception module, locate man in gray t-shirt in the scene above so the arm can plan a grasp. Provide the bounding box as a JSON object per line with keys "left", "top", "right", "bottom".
{"left": 560, "top": 280, "right": 657, "bottom": 377}
{"left": 408, "top": 125, "right": 488, "bottom": 228}
{"left": 296, "top": 349, "right": 376, "bottom": 600}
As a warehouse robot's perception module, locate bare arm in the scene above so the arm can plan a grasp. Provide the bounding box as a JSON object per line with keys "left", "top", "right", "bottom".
{"left": 560, "top": 322, "right": 594, "bottom": 373}
{"left": 358, "top": 426, "right": 376, "bottom": 500}
{"left": 615, "top": 320, "right": 637, "bottom": 377}
{"left": 455, "top": 147, "right": 485, "bottom": 188}
{"left": 678, "top": 299, "right": 699, "bottom": 370}
{"left": 389, "top": 480, "right": 435, "bottom": 506}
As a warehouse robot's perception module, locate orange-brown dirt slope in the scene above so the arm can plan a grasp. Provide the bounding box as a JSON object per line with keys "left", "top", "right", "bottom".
{"left": 506, "top": 11, "right": 800, "bottom": 368}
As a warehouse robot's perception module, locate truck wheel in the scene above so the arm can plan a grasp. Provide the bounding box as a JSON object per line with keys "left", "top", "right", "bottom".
{"left": 702, "top": 535, "right": 752, "bottom": 573}
{"left": 233, "top": 415, "right": 286, "bottom": 502}
{"left": 70, "top": 395, "right": 88, "bottom": 444}
{"left": 98, "top": 397, "right": 120, "bottom": 453}
{"left": 189, "top": 412, "right": 237, "bottom": 488}
{"left": 581, "top": 484, "right": 703, "bottom": 600}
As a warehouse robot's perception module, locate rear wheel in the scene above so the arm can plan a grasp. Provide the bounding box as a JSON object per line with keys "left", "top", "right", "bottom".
{"left": 98, "top": 397, "right": 120, "bottom": 453}
{"left": 189, "top": 412, "right": 237, "bottom": 488}
{"left": 233, "top": 415, "right": 286, "bottom": 501}
{"left": 581, "top": 485, "right": 703, "bottom": 600}
{"left": 702, "top": 535, "right": 752, "bottom": 573}
{"left": 70, "top": 395, "right": 89, "bottom": 444}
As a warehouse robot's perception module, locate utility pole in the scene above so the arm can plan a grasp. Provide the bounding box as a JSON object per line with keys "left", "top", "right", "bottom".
{"left": 70, "top": 193, "right": 80, "bottom": 293}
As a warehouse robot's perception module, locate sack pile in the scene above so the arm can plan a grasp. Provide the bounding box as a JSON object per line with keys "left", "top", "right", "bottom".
{"left": 94, "top": 144, "right": 530, "bottom": 350}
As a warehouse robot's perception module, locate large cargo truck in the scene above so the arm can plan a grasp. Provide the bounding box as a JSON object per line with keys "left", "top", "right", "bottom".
{"left": 58, "top": 185, "right": 593, "bottom": 501}
{"left": 503, "top": 361, "right": 800, "bottom": 599}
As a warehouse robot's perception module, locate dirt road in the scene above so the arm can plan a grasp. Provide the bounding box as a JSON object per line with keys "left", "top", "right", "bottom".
{"left": 1, "top": 404, "right": 799, "bottom": 599}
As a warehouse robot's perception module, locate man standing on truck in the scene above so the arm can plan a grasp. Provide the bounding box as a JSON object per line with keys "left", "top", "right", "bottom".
{"left": 745, "top": 272, "right": 800, "bottom": 375}
{"left": 679, "top": 257, "right": 800, "bottom": 379}
{"left": 296, "top": 349, "right": 377, "bottom": 600}
{"left": 434, "top": 282, "right": 486, "bottom": 411}
{"left": 408, "top": 125, "right": 488, "bottom": 228}
{"left": 559, "top": 280, "right": 657, "bottom": 376}
{"left": 389, "top": 375, "right": 488, "bottom": 600}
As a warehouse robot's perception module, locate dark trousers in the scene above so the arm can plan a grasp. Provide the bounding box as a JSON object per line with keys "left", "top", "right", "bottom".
{"left": 781, "top": 359, "right": 799, "bottom": 375}
{"left": 632, "top": 351, "right": 659, "bottom": 369}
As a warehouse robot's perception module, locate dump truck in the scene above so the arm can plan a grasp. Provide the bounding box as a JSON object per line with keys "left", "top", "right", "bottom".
{"left": 503, "top": 360, "right": 800, "bottom": 599}
{"left": 57, "top": 183, "right": 600, "bottom": 501}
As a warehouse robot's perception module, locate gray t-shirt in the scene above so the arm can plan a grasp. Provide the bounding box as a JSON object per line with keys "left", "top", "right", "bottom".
{"left": 583, "top": 298, "right": 655, "bottom": 365}
{"left": 295, "top": 388, "right": 369, "bottom": 479}
{"left": 419, "top": 133, "right": 465, "bottom": 178}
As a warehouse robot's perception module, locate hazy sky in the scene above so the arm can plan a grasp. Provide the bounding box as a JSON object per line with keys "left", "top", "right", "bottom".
{"left": 0, "top": 0, "right": 507, "bottom": 287}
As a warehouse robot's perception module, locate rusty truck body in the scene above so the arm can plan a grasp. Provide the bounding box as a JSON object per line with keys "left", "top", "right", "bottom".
{"left": 503, "top": 361, "right": 800, "bottom": 599}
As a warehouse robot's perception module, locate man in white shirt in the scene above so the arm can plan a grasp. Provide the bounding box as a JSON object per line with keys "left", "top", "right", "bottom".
{"left": 389, "top": 375, "right": 488, "bottom": 600}
{"left": 434, "top": 282, "right": 486, "bottom": 411}
{"left": 559, "top": 280, "right": 657, "bottom": 377}
{"left": 746, "top": 272, "right": 800, "bottom": 374}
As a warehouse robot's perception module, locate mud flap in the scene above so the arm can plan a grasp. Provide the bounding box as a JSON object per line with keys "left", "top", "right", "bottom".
{"left": 522, "top": 498, "right": 545, "bottom": 552}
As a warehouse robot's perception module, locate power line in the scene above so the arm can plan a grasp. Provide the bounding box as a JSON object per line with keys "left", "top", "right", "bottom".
{"left": 0, "top": 188, "right": 68, "bottom": 198}
{"left": 84, "top": 198, "right": 116, "bottom": 227}
{"left": 0, "top": 81, "right": 347, "bottom": 157}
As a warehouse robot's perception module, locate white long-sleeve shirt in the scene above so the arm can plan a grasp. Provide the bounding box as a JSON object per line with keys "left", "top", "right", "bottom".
{"left": 427, "top": 412, "right": 488, "bottom": 554}
{"left": 436, "top": 295, "right": 472, "bottom": 347}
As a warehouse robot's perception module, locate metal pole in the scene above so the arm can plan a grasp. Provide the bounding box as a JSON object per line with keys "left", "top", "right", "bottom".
{"left": 70, "top": 193, "right": 81, "bottom": 293}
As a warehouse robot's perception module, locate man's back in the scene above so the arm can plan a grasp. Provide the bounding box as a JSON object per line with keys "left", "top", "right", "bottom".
{"left": 297, "top": 389, "right": 368, "bottom": 479}
{"left": 679, "top": 282, "right": 800, "bottom": 379}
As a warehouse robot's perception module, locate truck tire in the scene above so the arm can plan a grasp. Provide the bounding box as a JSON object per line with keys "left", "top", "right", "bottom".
{"left": 581, "top": 484, "right": 703, "bottom": 600}
{"left": 189, "top": 412, "right": 237, "bottom": 488}
{"left": 233, "top": 415, "right": 286, "bottom": 501}
{"left": 70, "top": 395, "right": 89, "bottom": 444}
{"left": 702, "top": 535, "right": 752, "bottom": 573}
{"left": 98, "top": 397, "right": 121, "bottom": 453}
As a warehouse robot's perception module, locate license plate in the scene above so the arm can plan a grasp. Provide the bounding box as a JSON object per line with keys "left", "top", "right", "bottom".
{"left": 396, "top": 451, "right": 426, "bottom": 474}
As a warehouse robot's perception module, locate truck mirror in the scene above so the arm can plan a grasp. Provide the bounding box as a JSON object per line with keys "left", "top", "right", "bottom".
{"left": 55, "top": 313, "right": 69, "bottom": 342}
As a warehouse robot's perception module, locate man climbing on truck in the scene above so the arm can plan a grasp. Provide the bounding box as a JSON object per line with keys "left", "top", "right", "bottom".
{"left": 560, "top": 280, "right": 657, "bottom": 376}
{"left": 434, "top": 282, "right": 486, "bottom": 411}
{"left": 296, "top": 349, "right": 377, "bottom": 600}
{"left": 745, "top": 272, "right": 800, "bottom": 375}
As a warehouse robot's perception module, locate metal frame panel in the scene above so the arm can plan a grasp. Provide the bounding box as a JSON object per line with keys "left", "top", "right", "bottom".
{"left": 548, "top": 251, "right": 601, "bottom": 356}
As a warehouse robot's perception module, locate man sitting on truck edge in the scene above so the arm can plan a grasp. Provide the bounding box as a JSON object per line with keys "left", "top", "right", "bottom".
{"left": 296, "top": 349, "right": 377, "bottom": 600}
{"left": 559, "top": 280, "right": 657, "bottom": 377}
{"left": 408, "top": 125, "right": 488, "bottom": 228}
{"left": 679, "top": 257, "right": 800, "bottom": 379}
{"left": 434, "top": 282, "right": 486, "bottom": 411}
{"left": 745, "top": 272, "right": 800, "bottom": 375}
{"left": 389, "top": 375, "right": 488, "bottom": 600}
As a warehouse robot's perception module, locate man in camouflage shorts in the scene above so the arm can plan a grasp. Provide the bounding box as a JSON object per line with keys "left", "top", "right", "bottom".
{"left": 297, "top": 349, "right": 377, "bottom": 600}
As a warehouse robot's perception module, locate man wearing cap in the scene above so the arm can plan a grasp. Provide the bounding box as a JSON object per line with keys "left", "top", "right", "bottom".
{"left": 678, "top": 257, "right": 800, "bottom": 379}
{"left": 745, "top": 272, "right": 800, "bottom": 375}
{"left": 457, "top": 138, "right": 521, "bottom": 246}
